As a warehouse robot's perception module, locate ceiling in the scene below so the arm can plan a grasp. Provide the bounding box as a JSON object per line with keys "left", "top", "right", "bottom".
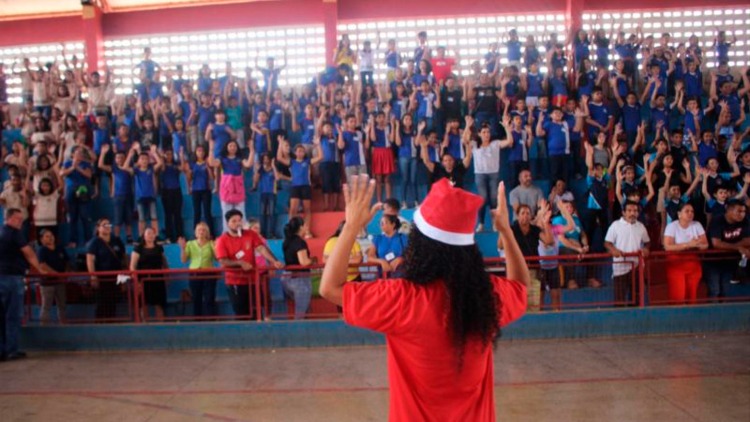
{"left": 0, "top": 0, "right": 249, "bottom": 20}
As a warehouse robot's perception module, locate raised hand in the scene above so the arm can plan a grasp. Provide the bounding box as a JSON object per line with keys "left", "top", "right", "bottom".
{"left": 343, "top": 175, "right": 380, "bottom": 234}
{"left": 493, "top": 181, "right": 512, "bottom": 233}
{"left": 177, "top": 236, "right": 187, "bottom": 249}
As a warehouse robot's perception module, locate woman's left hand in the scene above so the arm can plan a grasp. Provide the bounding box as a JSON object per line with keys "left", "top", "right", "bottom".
{"left": 343, "top": 175, "right": 380, "bottom": 233}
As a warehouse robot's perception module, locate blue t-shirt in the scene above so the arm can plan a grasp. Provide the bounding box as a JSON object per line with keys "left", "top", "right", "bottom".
{"left": 211, "top": 124, "right": 231, "bottom": 156}
{"left": 137, "top": 59, "right": 158, "bottom": 80}
{"left": 92, "top": 127, "right": 110, "bottom": 155}
{"left": 254, "top": 124, "right": 270, "bottom": 155}
{"left": 588, "top": 102, "right": 611, "bottom": 128}
{"left": 716, "top": 42, "right": 731, "bottom": 62}
{"left": 578, "top": 71, "right": 597, "bottom": 98}
{"left": 398, "top": 131, "right": 416, "bottom": 159}
{"left": 372, "top": 233, "right": 408, "bottom": 261}
{"left": 508, "top": 130, "right": 528, "bottom": 162}
{"left": 220, "top": 156, "right": 242, "bottom": 176}
{"left": 133, "top": 166, "right": 156, "bottom": 200}
{"left": 172, "top": 131, "right": 187, "bottom": 157}
{"left": 621, "top": 103, "right": 642, "bottom": 134}
{"left": 542, "top": 120, "right": 570, "bottom": 156}
{"left": 526, "top": 72, "right": 544, "bottom": 97}
{"left": 445, "top": 132, "right": 462, "bottom": 159}
{"left": 550, "top": 76, "right": 568, "bottom": 97}
{"left": 63, "top": 160, "right": 92, "bottom": 193}
{"left": 552, "top": 214, "right": 583, "bottom": 245}
{"left": 299, "top": 117, "right": 316, "bottom": 145}
{"left": 269, "top": 103, "right": 284, "bottom": 131}
{"left": 197, "top": 105, "right": 215, "bottom": 134}
{"left": 386, "top": 51, "right": 400, "bottom": 69}
{"left": 415, "top": 92, "right": 436, "bottom": 119}
{"left": 112, "top": 166, "right": 133, "bottom": 198}
{"left": 684, "top": 71, "right": 702, "bottom": 97}
{"left": 197, "top": 76, "right": 213, "bottom": 93}
{"left": 161, "top": 163, "right": 181, "bottom": 190}
{"left": 342, "top": 131, "right": 366, "bottom": 167}
{"left": 649, "top": 106, "right": 669, "bottom": 131}
{"left": 290, "top": 159, "right": 311, "bottom": 187}
{"left": 563, "top": 112, "right": 581, "bottom": 142}
{"left": 320, "top": 136, "right": 339, "bottom": 163}
{"left": 190, "top": 161, "right": 210, "bottom": 192}
{"left": 615, "top": 43, "right": 638, "bottom": 60}
{"left": 257, "top": 167, "right": 276, "bottom": 194}
{"left": 506, "top": 40, "right": 522, "bottom": 61}
{"left": 574, "top": 39, "right": 590, "bottom": 64}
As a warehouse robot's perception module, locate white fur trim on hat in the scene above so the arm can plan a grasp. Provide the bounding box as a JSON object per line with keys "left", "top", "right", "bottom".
{"left": 413, "top": 208, "right": 475, "bottom": 246}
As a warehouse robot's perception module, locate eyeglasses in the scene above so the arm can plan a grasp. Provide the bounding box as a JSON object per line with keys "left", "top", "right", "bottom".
{"left": 99, "top": 224, "right": 112, "bottom": 228}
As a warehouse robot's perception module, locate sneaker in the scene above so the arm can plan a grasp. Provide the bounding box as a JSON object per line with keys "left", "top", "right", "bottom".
{"left": 476, "top": 224, "right": 484, "bottom": 233}
{"left": 730, "top": 279, "right": 740, "bottom": 285}
{"left": 6, "top": 351, "right": 27, "bottom": 361}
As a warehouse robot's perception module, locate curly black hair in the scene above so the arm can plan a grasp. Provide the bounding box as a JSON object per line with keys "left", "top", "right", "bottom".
{"left": 402, "top": 227, "right": 501, "bottom": 364}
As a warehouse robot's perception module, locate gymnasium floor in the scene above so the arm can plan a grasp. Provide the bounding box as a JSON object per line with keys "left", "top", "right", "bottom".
{"left": 0, "top": 334, "right": 748, "bottom": 422}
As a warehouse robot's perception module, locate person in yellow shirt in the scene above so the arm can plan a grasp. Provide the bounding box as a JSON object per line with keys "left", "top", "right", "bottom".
{"left": 178, "top": 222, "right": 217, "bottom": 317}
{"left": 323, "top": 221, "right": 363, "bottom": 282}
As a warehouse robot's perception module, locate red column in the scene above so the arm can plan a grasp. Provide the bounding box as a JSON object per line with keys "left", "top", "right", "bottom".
{"left": 323, "top": 0, "right": 338, "bottom": 67}
{"left": 566, "top": 0, "right": 584, "bottom": 32}
{"left": 82, "top": 4, "right": 104, "bottom": 72}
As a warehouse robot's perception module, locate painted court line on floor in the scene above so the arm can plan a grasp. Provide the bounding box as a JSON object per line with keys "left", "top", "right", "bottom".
{"left": 2, "top": 371, "right": 747, "bottom": 397}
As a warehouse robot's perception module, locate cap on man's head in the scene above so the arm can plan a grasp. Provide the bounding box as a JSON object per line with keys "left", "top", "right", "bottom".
{"left": 413, "top": 179, "right": 484, "bottom": 246}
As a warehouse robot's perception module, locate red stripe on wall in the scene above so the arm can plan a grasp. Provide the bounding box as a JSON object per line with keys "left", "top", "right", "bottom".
{"left": 0, "top": 15, "right": 83, "bottom": 47}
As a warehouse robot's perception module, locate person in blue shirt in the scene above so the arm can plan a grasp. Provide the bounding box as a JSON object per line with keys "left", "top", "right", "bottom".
{"left": 159, "top": 150, "right": 184, "bottom": 243}
{"left": 97, "top": 144, "right": 134, "bottom": 244}
{"left": 504, "top": 112, "right": 532, "bottom": 188}
{"left": 249, "top": 110, "right": 271, "bottom": 162}
{"left": 123, "top": 144, "right": 164, "bottom": 237}
{"left": 681, "top": 60, "right": 703, "bottom": 99}
{"left": 135, "top": 47, "right": 161, "bottom": 82}
{"left": 613, "top": 92, "right": 641, "bottom": 147}
{"left": 576, "top": 59, "right": 597, "bottom": 99}
{"left": 252, "top": 153, "right": 287, "bottom": 240}
{"left": 205, "top": 109, "right": 236, "bottom": 158}
{"left": 573, "top": 29, "right": 591, "bottom": 68}
{"left": 196, "top": 93, "right": 216, "bottom": 145}
{"left": 536, "top": 107, "right": 571, "bottom": 185}
{"left": 593, "top": 28, "right": 611, "bottom": 69}
{"left": 338, "top": 114, "right": 368, "bottom": 185}
{"left": 183, "top": 144, "right": 215, "bottom": 237}
{"left": 584, "top": 141, "right": 611, "bottom": 233}
{"left": 584, "top": 89, "right": 613, "bottom": 143}
{"left": 394, "top": 114, "right": 419, "bottom": 208}
{"left": 316, "top": 118, "right": 342, "bottom": 212}
{"left": 484, "top": 42, "right": 500, "bottom": 75}
{"left": 549, "top": 66, "right": 569, "bottom": 107}
{"left": 409, "top": 79, "right": 440, "bottom": 132}
{"left": 713, "top": 31, "right": 736, "bottom": 64}
{"left": 367, "top": 214, "right": 409, "bottom": 277}
{"left": 523, "top": 35, "right": 541, "bottom": 70}
{"left": 60, "top": 147, "right": 93, "bottom": 248}
{"left": 276, "top": 140, "right": 323, "bottom": 239}
{"left": 257, "top": 56, "right": 285, "bottom": 95}
{"left": 522, "top": 62, "right": 546, "bottom": 108}
{"left": 505, "top": 29, "right": 522, "bottom": 67}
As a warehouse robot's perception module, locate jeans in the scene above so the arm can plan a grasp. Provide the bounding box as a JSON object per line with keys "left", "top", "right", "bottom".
{"left": 705, "top": 264, "right": 734, "bottom": 299}
{"left": 192, "top": 190, "right": 214, "bottom": 236}
{"left": 65, "top": 194, "right": 93, "bottom": 246}
{"left": 189, "top": 278, "right": 217, "bottom": 317}
{"left": 162, "top": 188, "right": 184, "bottom": 242}
{"left": 260, "top": 193, "right": 276, "bottom": 239}
{"left": 360, "top": 71, "right": 374, "bottom": 87}
{"left": 0, "top": 275, "right": 24, "bottom": 356}
{"left": 475, "top": 172, "right": 499, "bottom": 226}
{"left": 226, "top": 284, "right": 250, "bottom": 317}
{"left": 220, "top": 202, "right": 244, "bottom": 233}
{"left": 282, "top": 275, "right": 312, "bottom": 320}
{"left": 40, "top": 284, "right": 66, "bottom": 324}
{"left": 398, "top": 157, "right": 418, "bottom": 207}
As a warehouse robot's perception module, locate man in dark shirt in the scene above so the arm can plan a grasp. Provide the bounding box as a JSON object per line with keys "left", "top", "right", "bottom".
{"left": 707, "top": 199, "right": 750, "bottom": 298}
{"left": 86, "top": 218, "right": 128, "bottom": 320}
{"left": 439, "top": 75, "right": 463, "bottom": 129}
{"left": 418, "top": 123, "right": 473, "bottom": 190}
{"left": 0, "top": 208, "right": 48, "bottom": 360}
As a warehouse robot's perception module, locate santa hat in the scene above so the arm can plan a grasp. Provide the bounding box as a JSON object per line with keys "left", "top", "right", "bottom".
{"left": 413, "top": 178, "right": 484, "bottom": 246}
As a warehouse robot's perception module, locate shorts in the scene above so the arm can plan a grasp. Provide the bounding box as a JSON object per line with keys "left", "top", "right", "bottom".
{"left": 136, "top": 198, "right": 158, "bottom": 222}
{"left": 371, "top": 147, "right": 395, "bottom": 175}
{"left": 290, "top": 185, "right": 312, "bottom": 200}
{"left": 525, "top": 96, "right": 540, "bottom": 108}
{"left": 345, "top": 165, "right": 368, "bottom": 184}
{"left": 540, "top": 267, "right": 561, "bottom": 290}
{"left": 320, "top": 162, "right": 342, "bottom": 194}
{"left": 113, "top": 195, "right": 134, "bottom": 226}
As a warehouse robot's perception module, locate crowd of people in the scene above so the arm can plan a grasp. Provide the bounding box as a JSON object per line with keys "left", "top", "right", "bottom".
{"left": 0, "top": 23, "right": 748, "bottom": 335}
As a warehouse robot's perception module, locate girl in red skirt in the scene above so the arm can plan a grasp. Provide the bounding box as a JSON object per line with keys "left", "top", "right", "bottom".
{"left": 368, "top": 110, "right": 395, "bottom": 202}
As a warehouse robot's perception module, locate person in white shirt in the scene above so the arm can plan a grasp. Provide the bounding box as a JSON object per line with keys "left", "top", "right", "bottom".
{"left": 604, "top": 201, "right": 650, "bottom": 306}
{"left": 358, "top": 40, "right": 376, "bottom": 87}
{"left": 663, "top": 203, "right": 709, "bottom": 304}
